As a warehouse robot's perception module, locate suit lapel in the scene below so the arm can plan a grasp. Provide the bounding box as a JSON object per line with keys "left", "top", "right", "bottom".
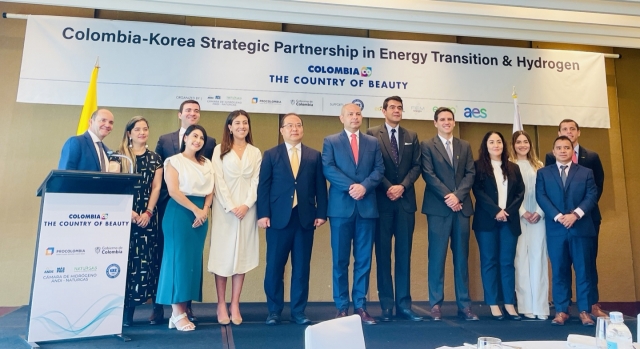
{"left": 278, "top": 143, "right": 295, "bottom": 179}
{"left": 172, "top": 130, "right": 180, "bottom": 154}
{"left": 377, "top": 125, "right": 394, "bottom": 165}
{"left": 452, "top": 138, "right": 462, "bottom": 173}
{"left": 358, "top": 132, "right": 366, "bottom": 168}
{"left": 433, "top": 136, "right": 452, "bottom": 169}
{"left": 565, "top": 164, "right": 579, "bottom": 190}
{"left": 398, "top": 127, "right": 405, "bottom": 163}
{"left": 299, "top": 144, "right": 311, "bottom": 175}
{"left": 578, "top": 146, "right": 587, "bottom": 165}
{"left": 83, "top": 132, "right": 101, "bottom": 169}
{"left": 550, "top": 165, "right": 564, "bottom": 191}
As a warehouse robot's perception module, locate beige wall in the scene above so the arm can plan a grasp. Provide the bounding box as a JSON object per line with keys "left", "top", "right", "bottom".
{"left": 1, "top": 1, "right": 639, "bottom": 307}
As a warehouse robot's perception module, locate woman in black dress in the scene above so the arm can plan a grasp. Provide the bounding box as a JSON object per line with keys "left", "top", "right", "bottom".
{"left": 109, "top": 116, "right": 163, "bottom": 326}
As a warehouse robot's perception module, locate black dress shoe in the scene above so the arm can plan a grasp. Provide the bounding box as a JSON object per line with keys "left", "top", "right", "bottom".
{"left": 397, "top": 308, "right": 423, "bottom": 322}
{"left": 122, "top": 306, "right": 134, "bottom": 327}
{"left": 265, "top": 313, "right": 281, "bottom": 325}
{"left": 186, "top": 306, "right": 198, "bottom": 322}
{"left": 291, "top": 313, "right": 311, "bottom": 325}
{"left": 380, "top": 309, "right": 393, "bottom": 322}
{"left": 505, "top": 312, "right": 521, "bottom": 321}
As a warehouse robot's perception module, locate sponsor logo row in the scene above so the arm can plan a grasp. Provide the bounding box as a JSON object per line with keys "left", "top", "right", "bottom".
{"left": 45, "top": 246, "right": 124, "bottom": 256}
{"left": 41, "top": 264, "right": 121, "bottom": 283}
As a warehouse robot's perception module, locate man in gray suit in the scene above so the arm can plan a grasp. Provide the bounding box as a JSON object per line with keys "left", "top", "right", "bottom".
{"left": 420, "top": 107, "right": 478, "bottom": 321}
{"left": 367, "top": 96, "right": 422, "bottom": 322}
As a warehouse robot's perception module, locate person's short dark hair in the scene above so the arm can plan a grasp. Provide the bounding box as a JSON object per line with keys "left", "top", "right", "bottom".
{"left": 179, "top": 99, "right": 200, "bottom": 113}
{"left": 382, "top": 96, "right": 403, "bottom": 110}
{"left": 434, "top": 107, "right": 454, "bottom": 121}
{"left": 553, "top": 135, "right": 573, "bottom": 148}
{"left": 280, "top": 113, "right": 303, "bottom": 127}
{"left": 558, "top": 119, "right": 579, "bottom": 131}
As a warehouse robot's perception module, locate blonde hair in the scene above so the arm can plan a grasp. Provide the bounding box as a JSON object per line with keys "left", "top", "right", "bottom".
{"left": 510, "top": 130, "right": 542, "bottom": 170}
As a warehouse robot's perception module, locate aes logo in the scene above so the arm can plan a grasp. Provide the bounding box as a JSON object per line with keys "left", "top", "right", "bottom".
{"left": 463, "top": 107, "right": 487, "bottom": 118}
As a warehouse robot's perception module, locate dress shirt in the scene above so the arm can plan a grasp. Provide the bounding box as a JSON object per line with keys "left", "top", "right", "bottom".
{"left": 88, "top": 130, "right": 109, "bottom": 172}
{"left": 437, "top": 134, "right": 453, "bottom": 154}
{"left": 491, "top": 160, "right": 508, "bottom": 209}
{"left": 285, "top": 142, "right": 302, "bottom": 166}
{"left": 344, "top": 129, "right": 360, "bottom": 147}
{"left": 385, "top": 123, "right": 399, "bottom": 145}
{"left": 553, "top": 161, "right": 585, "bottom": 221}
{"left": 178, "top": 127, "right": 187, "bottom": 148}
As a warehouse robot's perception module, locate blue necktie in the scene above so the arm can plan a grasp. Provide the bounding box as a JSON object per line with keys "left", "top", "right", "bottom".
{"left": 390, "top": 129, "right": 399, "bottom": 165}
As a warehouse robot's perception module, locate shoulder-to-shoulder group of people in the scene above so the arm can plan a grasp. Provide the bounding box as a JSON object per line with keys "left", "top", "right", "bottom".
{"left": 57, "top": 95, "right": 605, "bottom": 331}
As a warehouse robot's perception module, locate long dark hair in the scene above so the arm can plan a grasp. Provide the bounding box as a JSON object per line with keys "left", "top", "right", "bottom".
{"left": 220, "top": 110, "right": 253, "bottom": 159}
{"left": 477, "top": 131, "right": 511, "bottom": 181}
{"left": 180, "top": 124, "right": 208, "bottom": 163}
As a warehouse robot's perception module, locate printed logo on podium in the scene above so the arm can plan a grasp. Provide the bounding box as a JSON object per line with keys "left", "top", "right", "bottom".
{"left": 105, "top": 264, "right": 120, "bottom": 279}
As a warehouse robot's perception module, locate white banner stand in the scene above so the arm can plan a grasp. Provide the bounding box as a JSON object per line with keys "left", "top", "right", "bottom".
{"left": 23, "top": 170, "right": 141, "bottom": 348}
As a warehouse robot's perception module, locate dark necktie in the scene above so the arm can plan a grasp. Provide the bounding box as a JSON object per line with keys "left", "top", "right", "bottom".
{"left": 390, "top": 129, "right": 399, "bottom": 165}
{"left": 560, "top": 165, "right": 568, "bottom": 188}
{"left": 97, "top": 141, "right": 107, "bottom": 172}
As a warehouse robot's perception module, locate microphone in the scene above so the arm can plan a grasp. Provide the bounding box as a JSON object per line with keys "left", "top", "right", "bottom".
{"left": 107, "top": 151, "right": 135, "bottom": 174}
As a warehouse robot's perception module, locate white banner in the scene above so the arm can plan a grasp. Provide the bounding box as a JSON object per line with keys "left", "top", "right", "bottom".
{"left": 18, "top": 15, "right": 609, "bottom": 128}
{"left": 27, "top": 193, "right": 132, "bottom": 343}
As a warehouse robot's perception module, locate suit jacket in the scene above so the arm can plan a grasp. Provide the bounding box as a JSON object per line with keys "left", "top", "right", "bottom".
{"left": 58, "top": 132, "right": 110, "bottom": 171}
{"left": 471, "top": 161, "right": 525, "bottom": 235}
{"left": 155, "top": 130, "right": 216, "bottom": 204}
{"left": 545, "top": 146, "right": 603, "bottom": 222}
{"left": 420, "top": 136, "right": 475, "bottom": 217}
{"left": 322, "top": 131, "right": 384, "bottom": 219}
{"left": 535, "top": 163, "right": 598, "bottom": 237}
{"left": 366, "top": 124, "right": 421, "bottom": 213}
{"left": 257, "top": 143, "right": 328, "bottom": 230}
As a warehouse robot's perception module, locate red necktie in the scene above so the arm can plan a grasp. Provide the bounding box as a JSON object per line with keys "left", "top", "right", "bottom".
{"left": 350, "top": 133, "right": 358, "bottom": 164}
{"left": 572, "top": 150, "right": 577, "bottom": 164}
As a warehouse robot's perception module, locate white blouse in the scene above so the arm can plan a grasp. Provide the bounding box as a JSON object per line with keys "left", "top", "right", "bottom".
{"left": 492, "top": 160, "right": 508, "bottom": 209}
{"left": 164, "top": 153, "right": 214, "bottom": 196}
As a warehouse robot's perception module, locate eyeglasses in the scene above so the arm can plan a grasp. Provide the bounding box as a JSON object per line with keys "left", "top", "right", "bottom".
{"left": 281, "top": 123, "right": 303, "bottom": 129}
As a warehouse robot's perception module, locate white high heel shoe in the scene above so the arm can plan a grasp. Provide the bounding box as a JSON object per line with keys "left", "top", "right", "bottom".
{"left": 168, "top": 312, "right": 195, "bottom": 331}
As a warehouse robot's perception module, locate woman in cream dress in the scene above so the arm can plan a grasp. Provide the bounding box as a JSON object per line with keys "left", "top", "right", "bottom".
{"left": 208, "top": 110, "right": 261, "bottom": 325}
{"left": 511, "top": 130, "right": 549, "bottom": 320}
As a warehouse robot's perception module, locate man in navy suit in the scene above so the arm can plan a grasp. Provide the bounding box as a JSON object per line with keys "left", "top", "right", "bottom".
{"left": 58, "top": 108, "right": 114, "bottom": 171}
{"left": 322, "top": 103, "right": 384, "bottom": 325}
{"left": 366, "top": 96, "right": 422, "bottom": 322}
{"left": 152, "top": 99, "right": 216, "bottom": 324}
{"left": 537, "top": 136, "right": 598, "bottom": 326}
{"left": 544, "top": 119, "right": 606, "bottom": 318}
{"left": 257, "top": 113, "right": 328, "bottom": 326}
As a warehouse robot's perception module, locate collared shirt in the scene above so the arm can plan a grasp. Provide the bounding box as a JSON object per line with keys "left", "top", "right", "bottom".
{"left": 574, "top": 144, "right": 580, "bottom": 162}
{"left": 285, "top": 142, "right": 302, "bottom": 166}
{"left": 344, "top": 129, "right": 360, "bottom": 147}
{"left": 553, "top": 161, "right": 584, "bottom": 221}
{"left": 437, "top": 134, "right": 454, "bottom": 153}
{"left": 179, "top": 127, "right": 187, "bottom": 148}
{"left": 88, "top": 130, "right": 109, "bottom": 172}
{"left": 385, "top": 123, "right": 399, "bottom": 146}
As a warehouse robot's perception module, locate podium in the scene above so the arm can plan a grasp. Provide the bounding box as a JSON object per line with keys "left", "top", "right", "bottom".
{"left": 25, "top": 170, "right": 142, "bottom": 347}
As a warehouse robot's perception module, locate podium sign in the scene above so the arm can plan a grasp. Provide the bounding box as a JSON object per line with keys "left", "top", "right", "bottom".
{"left": 27, "top": 193, "right": 132, "bottom": 343}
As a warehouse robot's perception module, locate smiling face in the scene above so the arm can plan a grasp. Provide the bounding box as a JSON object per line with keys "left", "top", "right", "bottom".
{"left": 228, "top": 114, "right": 250, "bottom": 142}
{"left": 514, "top": 134, "right": 530, "bottom": 158}
{"left": 558, "top": 121, "right": 580, "bottom": 145}
{"left": 553, "top": 138, "right": 573, "bottom": 164}
{"left": 486, "top": 133, "right": 504, "bottom": 160}
{"left": 183, "top": 128, "right": 204, "bottom": 152}
{"left": 382, "top": 99, "right": 403, "bottom": 127}
{"left": 127, "top": 120, "right": 149, "bottom": 147}
{"left": 434, "top": 110, "right": 455, "bottom": 137}
{"left": 280, "top": 114, "right": 303, "bottom": 145}
{"left": 89, "top": 109, "right": 114, "bottom": 140}
{"left": 178, "top": 102, "right": 200, "bottom": 129}
{"left": 339, "top": 104, "right": 362, "bottom": 133}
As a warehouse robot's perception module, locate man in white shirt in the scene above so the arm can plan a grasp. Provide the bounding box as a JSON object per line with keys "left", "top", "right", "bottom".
{"left": 58, "top": 109, "right": 114, "bottom": 171}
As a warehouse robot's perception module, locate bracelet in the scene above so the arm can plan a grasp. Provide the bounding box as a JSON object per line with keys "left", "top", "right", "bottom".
{"left": 145, "top": 210, "right": 153, "bottom": 218}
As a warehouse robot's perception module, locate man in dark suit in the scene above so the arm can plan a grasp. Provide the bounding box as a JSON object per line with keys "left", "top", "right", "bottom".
{"left": 257, "top": 113, "right": 328, "bottom": 326}
{"left": 537, "top": 136, "right": 598, "bottom": 326}
{"left": 322, "top": 103, "right": 384, "bottom": 325}
{"left": 366, "top": 96, "right": 422, "bottom": 322}
{"left": 420, "top": 107, "right": 478, "bottom": 321}
{"left": 152, "top": 99, "right": 216, "bottom": 324}
{"left": 544, "top": 119, "right": 606, "bottom": 318}
{"left": 58, "top": 108, "right": 114, "bottom": 171}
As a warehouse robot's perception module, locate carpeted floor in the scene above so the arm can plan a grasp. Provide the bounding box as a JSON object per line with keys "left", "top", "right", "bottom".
{"left": 0, "top": 302, "right": 634, "bottom": 349}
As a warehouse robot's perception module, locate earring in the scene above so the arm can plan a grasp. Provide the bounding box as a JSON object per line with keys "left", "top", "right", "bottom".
{"left": 230, "top": 131, "right": 233, "bottom": 135}
{"left": 128, "top": 138, "right": 133, "bottom": 148}
{"left": 145, "top": 144, "right": 148, "bottom": 148}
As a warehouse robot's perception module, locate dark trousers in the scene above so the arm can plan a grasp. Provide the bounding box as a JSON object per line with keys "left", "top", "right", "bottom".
{"left": 330, "top": 210, "right": 376, "bottom": 310}
{"left": 264, "top": 207, "right": 315, "bottom": 315}
{"left": 474, "top": 223, "right": 518, "bottom": 305}
{"left": 547, "top": 233, "right": 594, "bottom": 313}
{"left": 375, "top": 202, "right": 415, "bottom": 311}
{"left": 427, "top": 213, "right": 472, "bottom": 310}
{"left": 589, "top": 222, "right": 601, "bottom": 306}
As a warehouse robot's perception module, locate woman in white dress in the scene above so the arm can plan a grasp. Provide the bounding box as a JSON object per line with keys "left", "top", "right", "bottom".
{"left": 510, "top": 130, "right": 549, "bottom": 320}
{"left": 208, "top": 110, "right": 261, "bottom": 325}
